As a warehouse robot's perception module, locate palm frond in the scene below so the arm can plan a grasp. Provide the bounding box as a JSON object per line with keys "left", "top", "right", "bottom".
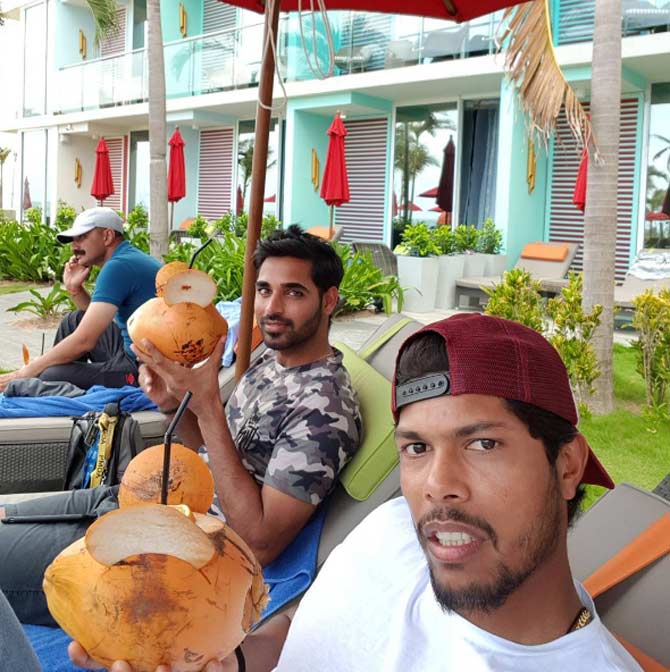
{"left": 85, "top": 0, "right": 120, "bottom": 45}
{"left": 497, "top": 0, "right": 597, "bottom": 158}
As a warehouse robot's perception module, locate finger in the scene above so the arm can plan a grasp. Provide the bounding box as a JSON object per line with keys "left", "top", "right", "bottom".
{"left": 109, "top": 662, "right": 135, "bottom": 672}
{"left": 67, "top": 641, "right": 104, "bottom": 670}
{"left": 205, "top": 660, "right": 225, "bottom": 672}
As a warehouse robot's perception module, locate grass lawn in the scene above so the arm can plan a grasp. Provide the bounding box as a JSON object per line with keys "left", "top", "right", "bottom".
{"left": 0, "top": 281, "right": 41, "bottom": 295}
{"left": 581, "top": 343, "right": 670, "bottom": 509}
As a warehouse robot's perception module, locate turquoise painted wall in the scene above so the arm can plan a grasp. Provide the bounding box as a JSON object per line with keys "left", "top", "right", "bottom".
{"left": 167, "top": 123, "right": 200, "bottom": 228}
{"left": 161, "top": 0, "right": 203, "bottom": 43}
{"left": 54, "top": 1, "right": 96, "bottom": 68}
{"left": 286, "top": 109, "right": 330, "bottom": 229}
{"left": 494, "top": 80, "right": 549, "bottom": 268}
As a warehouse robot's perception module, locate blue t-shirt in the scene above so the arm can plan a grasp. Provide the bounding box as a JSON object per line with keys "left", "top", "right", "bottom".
{"left": 91, "top": 241, "right": 161, "bottom": 356}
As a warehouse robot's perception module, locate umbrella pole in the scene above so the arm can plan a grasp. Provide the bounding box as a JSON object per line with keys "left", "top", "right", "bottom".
{"left": 170, "top": 201, "right": 175, "bottom": 232}
{"left": 329, "top": 205, "right": 334, "bottom": 240}
{"left": 235, "top": 0, "right": 281, "bottom": 381}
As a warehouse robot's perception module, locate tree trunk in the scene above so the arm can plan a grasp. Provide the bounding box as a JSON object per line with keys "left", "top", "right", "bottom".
{"left": 147, "top": 0, "right": 168, "bottom": 260}
{"left": 582, "top": 0, "right": 622, "bottom": 414}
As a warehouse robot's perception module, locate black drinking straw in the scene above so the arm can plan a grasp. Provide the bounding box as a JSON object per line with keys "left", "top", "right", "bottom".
{"left": 159, "top": 234, "right": 216, "bottom": 505}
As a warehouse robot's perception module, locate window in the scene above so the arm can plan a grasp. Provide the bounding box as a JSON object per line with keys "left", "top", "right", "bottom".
{"left": 23, "top": 2, "right": 47, "bottom": 117}
{"left": 645, "top": 83, "right": 670, "bottom": 249}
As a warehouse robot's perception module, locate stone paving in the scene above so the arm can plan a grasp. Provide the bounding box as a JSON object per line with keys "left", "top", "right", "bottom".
{"left": 0, "top": 287, "right": 636, "bottom": 371}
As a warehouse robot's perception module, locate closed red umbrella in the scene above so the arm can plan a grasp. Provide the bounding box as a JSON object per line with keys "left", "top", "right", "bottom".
{"left": 91, "top": 138, "right": 114, "bottom": 205}
{"left": 436, "top": 136, "right": 456, "bottom": 215}
{"left": 168, "top": 128, "right": 186, "bottom": 230}
{"left": 573, "top": 148, "right": 588, "bottom": 212}
{"left": 662, "top": 184, "right": 670, "bottom": 217}
{"left": 320, "top": 113, "right": 350, "bottom": 238}
{"left": 236, "top": 185, "right": 244, "bottom": 216}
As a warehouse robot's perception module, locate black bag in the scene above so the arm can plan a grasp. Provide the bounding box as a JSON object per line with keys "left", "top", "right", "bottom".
{"left": 62, "top": 402, "right": 145, "bottom": 490}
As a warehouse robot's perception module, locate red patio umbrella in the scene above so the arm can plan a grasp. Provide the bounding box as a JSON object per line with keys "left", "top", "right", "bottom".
{"left": 573, "top": 148, "right": 587, "bottom": 212}
{"left": 264, "top": 194, "right": 276, "bottom": 203}
{"left": 167, "top": 128, "right": 186, "bottom": 231}
{"left": 400, "top": 201, "right": 422, "bottom": 212}
{"left": 645, "top": 211, "right": 670, "bottom": 221}
{"left": 436, "top": 136, "right": 456, "bottom": 215}
{"left": 320, "top": 112, "right": 350, "bottom": 239}
{"left": 91, "top": 138, "right": 114, "bottom": 206}
{"left": 217, "top": 0, "right": 532, "bottom": 379}
{"left": 420, "top": 186, "right": 439, "bottom": 198}
{"left": 430, "top": 206, "right": 443, "bottom": 212}
{"left": 662, "top": 184, "right": 670, "bottom": 217}
{"left": 236, "top": 185, "right": 245, "bottom": 216}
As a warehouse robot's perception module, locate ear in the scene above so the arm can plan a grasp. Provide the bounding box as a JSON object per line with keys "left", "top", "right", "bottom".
{"left": 555, "top": 434, "right": 589, "bottom": 501}
{"left": 321, "top": 286, "right": 339, "bottom": 317}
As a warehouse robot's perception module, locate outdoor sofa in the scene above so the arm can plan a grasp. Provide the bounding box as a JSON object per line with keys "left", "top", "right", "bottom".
{"left": 455, "top": 241, "right": 579, "bottom": 307}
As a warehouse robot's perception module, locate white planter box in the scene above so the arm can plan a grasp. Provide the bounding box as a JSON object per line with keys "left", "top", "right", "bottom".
{"left": 435, "top": 254, "right": 466, "bottom": 309}
{"left": 462, "top": 252, "right": 487, "bottom": 277}
{"left": 482, "top": 253, "right": 507, "bottom": 276}
{"left": 397, "top": 255, "right": 439, "bottom": 313}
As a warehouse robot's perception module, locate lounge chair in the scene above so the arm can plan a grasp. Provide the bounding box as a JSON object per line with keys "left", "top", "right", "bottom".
{"left": 615, "top": 273, "right": 670, "bottom": 311}
{"left": 350, "top": 241, "right": 398, "bottom": 277}
{"left": 568, "top": 482, "right": 670, "bottom": 670}
{"left": 456, "top": 241, "right": 579, "bottom": 307}
{"left": 0, "top": 340, "right": 267, "bottom": 495}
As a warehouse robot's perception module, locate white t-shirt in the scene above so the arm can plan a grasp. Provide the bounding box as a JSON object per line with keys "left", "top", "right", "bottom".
{"left": 275, "top": 497, "right": 642, "bottom": 672}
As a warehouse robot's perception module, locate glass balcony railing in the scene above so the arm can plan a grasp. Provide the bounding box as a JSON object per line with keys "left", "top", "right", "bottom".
{"left": 556, "top": 0, "right": 670, "bottom": 46}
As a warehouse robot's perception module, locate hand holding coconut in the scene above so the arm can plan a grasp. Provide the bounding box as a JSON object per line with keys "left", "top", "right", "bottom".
{"left": 47, "top": 444, "right": 268, "bottom": 672}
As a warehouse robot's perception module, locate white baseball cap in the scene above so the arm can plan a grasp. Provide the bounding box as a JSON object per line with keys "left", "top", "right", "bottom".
{"left": 57, "top": 207, "right": 125, "bottom": 244}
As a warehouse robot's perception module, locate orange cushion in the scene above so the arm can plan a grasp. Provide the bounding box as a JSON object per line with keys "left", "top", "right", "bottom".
{"left": 179, "top": 217, "right": 196, "bottom": 230}
{"left": 306, "top": 226, "right": 332, "bottom": 240}
{"left": 520, "top": 242, "right": 568, "bottom": 262}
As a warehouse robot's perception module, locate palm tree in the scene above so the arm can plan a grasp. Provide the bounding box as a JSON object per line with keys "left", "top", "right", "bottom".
{"left": 0, "top": 147, "right": 11, "bottom": 209}
{"left": 581, "top": 0, "right": 622, "bottom": 413}
{"left": 85, "top": 0, "right": 167, "bottom": 260}
{"left": 238, "top": 139, "right": 276, "bottom": 202}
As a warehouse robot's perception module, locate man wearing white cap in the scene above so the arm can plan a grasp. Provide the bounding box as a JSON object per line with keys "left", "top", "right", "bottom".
{"left": 0, "top": 207, "right": 161, "bottom": 391}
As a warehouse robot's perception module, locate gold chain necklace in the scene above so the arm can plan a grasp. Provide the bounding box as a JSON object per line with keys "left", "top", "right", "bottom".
{"left": 567, "top": 607, "right": 593, "bottom": 633}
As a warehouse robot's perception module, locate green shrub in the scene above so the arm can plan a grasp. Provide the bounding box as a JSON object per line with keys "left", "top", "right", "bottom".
{"left": 453, "top": 225, "right": 480, "bottom": 253}
{"left": 477, "top": 218, "right": 503, "bottom": 254}
{"left": 55, "top": 201, "right": 77, "bottom": 231}
{"left": 483, "top": 268, "right": 545, "bottom": 332}
{"left": 631, "top": 289, "right": 670, "bottom": 420}
{"left": 432, "top": 226, "right": 455, "bottom": 255}
{"left": 336, "top": 244, "right": 403, "bottom": 315}
{"left": 125, "top": 204, "right": 150, "bottom": 254}
{"left": 398, "top": 222, "right": 439, "bottom": 257}
{"left": 546, "top": 272, "right": 602, "bottom": 412}
{"left": 25, "top": 207, "right": 42, "bottom": 226}
{"left": 7, "top": 282, "right": 74, "bottom": 318}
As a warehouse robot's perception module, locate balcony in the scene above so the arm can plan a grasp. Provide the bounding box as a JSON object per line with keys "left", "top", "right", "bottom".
{"left": 556, "top": 0, "right": 670, "bottom": 45}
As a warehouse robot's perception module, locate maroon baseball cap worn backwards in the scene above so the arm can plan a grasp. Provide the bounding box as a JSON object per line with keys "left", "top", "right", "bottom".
{"left": 392, "top": 313, "right": 614, "bottom": 489}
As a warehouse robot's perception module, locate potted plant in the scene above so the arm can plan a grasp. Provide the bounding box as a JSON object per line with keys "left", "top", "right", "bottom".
{"left": 432, "top": 225, "right": 465, "bottom": 310}
{"left": 394, "top": 222, "right": 440, "bottom": 312}
{"left": 478, "top": 218, "right": 506, "bottom": 276}
{"left": 454, "top": 225, "right": 486, "bottom": 277}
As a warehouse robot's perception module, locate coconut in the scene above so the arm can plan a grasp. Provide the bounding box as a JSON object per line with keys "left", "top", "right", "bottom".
{"left": 43, "top": 504, "right": 268, "bottom": 672}
{"left": 155, "top": 261, "right": 189, "bottom": 297}
{"left": 118, "top": 443, "right": 215, "bottom": 513}
{"left": 163, "top": 269, "right": 217, "bottom": 308}
{"left": 127, "top": 298, "right": 228, "bottom": 365}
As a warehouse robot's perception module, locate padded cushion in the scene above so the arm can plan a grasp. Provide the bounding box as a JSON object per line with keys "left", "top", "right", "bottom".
{"left": 306, "top": 226, "right": 332, "bottom": 240}
{"left": 520, "top": 241, "right": 569, "bottom": 262}
{"left": 336, "top": 343, "right": 398, "bottom": 501}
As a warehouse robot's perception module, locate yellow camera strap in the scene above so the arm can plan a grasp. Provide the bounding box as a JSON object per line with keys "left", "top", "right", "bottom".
{"left": 89, "top": 412, "right": 118, "bottom": 488}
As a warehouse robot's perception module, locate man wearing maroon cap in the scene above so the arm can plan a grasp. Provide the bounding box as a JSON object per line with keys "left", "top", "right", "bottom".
{"left": 71, "top": 314, "right": 641, "bottom": 672}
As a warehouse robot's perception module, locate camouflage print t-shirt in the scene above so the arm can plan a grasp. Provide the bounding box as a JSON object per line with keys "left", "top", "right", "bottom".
{"left": 225, "top": 347, "right": 361, "bottom": 505}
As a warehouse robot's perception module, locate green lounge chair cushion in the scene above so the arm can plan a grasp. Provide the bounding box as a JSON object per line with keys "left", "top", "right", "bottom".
{"left": 336, "top": 342, "right": 398, "bottom": 501}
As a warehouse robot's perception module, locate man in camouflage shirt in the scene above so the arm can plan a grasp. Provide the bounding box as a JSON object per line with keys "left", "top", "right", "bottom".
{"left": 0, "top": 226, "right": 361, "bottom": 625}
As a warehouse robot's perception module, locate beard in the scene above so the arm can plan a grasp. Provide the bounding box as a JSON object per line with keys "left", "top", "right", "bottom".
{"left": 259, "top": 302, "right": 323, "bottom": 352}
{"left": 419, "top": 471, "right": 562, "bottom": 615}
